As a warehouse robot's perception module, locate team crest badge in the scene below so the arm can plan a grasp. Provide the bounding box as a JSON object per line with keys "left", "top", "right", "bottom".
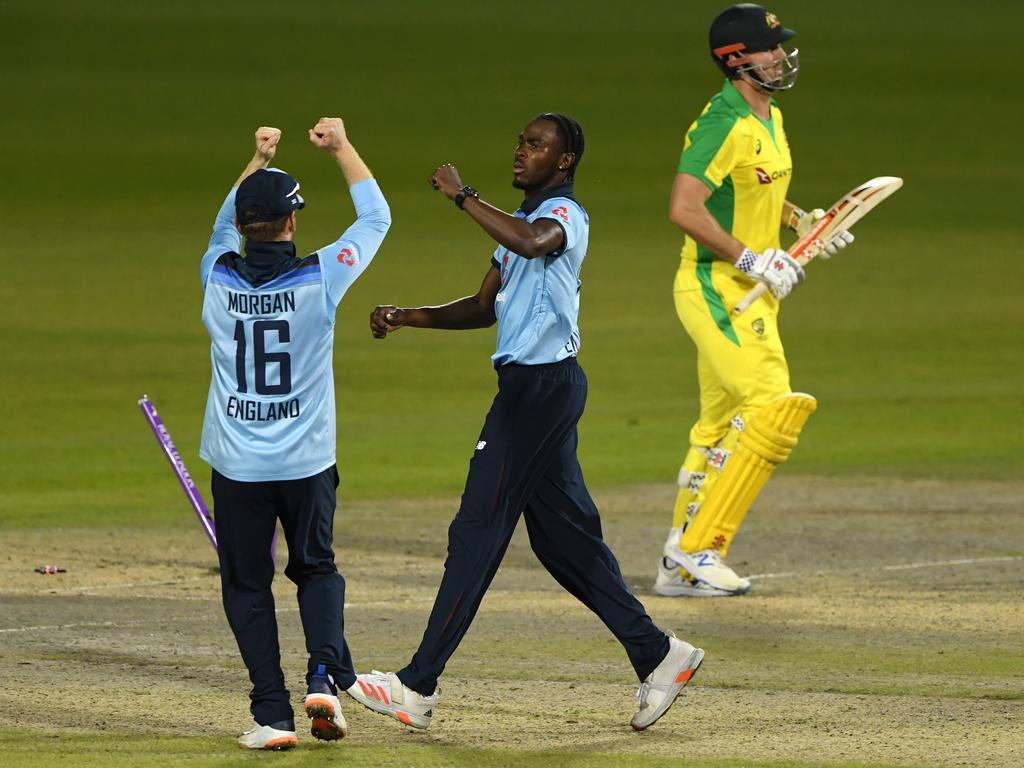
{"left": 752, "top": 318, "right": 765, "bottom": 336}
{"left": 765, "top": 12, "right": 780, "bottom": 29}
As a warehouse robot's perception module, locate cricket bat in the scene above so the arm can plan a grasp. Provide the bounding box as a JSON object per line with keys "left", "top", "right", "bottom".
{"left": 732, "top": 175, "right": 904, "bottom": 315}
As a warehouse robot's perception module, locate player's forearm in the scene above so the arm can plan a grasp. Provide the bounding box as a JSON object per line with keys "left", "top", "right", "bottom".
{"left": 234, "top": 152, "right": 272, "bottom": 187}
{"left": 332, "top": 143, "right": 373, "bottom": 187}
{"left": 403, "top": 297, "right": 496, "bottom": 330}
{"left": 462, "top": 198, "right": 557, "bottom": 259}
{"left": 672, "top": 205, "right": 745, "bottom": 263}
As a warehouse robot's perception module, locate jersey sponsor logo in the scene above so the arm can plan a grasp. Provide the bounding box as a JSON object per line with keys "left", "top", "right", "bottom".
{"left": 227, "top": 290, "right": 296, "bottom": 315}
{"left": 225, "top": 395, "right": 300, "bottom": 422}
{"left": 550, "top": 205, "right": 569, "bottom": 222}
{"left": 337, "top": 247, "right": 358, "bottom": 266}
{"left": 754, "top": 166, "right": 792, "bottom": 185}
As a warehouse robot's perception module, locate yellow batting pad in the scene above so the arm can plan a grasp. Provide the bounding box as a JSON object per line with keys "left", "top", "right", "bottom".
{"left": 680, "top": 393, "right": 817, "bottom": 555}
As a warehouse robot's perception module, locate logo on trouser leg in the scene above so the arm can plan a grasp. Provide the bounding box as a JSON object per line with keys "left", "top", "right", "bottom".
{"left": 475, "top": 441, "right": 487, "bottom": 450}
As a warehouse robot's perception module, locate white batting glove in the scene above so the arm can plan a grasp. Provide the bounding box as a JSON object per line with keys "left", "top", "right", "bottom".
{"left": 794, "top": 208, "right": 854, "bottom": 259}
{"left": 736, "top": 247, "right": 805, "bottom": 300}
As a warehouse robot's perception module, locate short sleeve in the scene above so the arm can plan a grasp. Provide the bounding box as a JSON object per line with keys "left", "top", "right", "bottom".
{"left": 677, "top": 113, "right": 741, "bottom": 191}
{"left": 535, "top": 199, "right": 585, "bottom": 258}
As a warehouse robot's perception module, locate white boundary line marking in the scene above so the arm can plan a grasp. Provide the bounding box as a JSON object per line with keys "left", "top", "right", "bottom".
{"left": 747, "top": 555, "right": 1023, "bottom": 580}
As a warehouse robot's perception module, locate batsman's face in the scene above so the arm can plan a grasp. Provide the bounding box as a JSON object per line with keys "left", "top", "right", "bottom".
{"left": 747, "top": 46, "right": 785, "bottom": 79}
{"left": 512, "top": 119, "right": 569, "bottom": 190}
{"left": 739, "top": 44, "right": 799, "bottom": 92}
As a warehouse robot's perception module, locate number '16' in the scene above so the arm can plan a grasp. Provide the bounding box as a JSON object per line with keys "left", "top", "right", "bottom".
{"left": 233, "top": 319, "right": 292, "bottom": 395}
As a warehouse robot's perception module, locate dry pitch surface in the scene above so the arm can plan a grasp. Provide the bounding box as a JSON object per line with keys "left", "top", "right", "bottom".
{"left": 1, "top": 477, "right": 1021, "bottom": 767}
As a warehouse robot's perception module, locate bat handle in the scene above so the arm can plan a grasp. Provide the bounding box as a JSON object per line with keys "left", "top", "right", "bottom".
{"left": 732, "top": 283, "right": 767, "bottom": 315}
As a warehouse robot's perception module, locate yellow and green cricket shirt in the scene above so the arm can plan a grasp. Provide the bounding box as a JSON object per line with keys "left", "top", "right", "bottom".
{"left": 674, "top": 79, "right": 793, "bottom": 343}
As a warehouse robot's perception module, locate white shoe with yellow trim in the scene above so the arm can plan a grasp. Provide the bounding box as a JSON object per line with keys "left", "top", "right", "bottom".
{"left": 654, "top": 557, "right": 739, "bottom": 597}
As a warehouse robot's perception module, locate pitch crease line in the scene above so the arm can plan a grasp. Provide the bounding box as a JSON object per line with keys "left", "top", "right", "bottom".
{"left": 746, "top": 555, "right": 1022, "bottom": 580}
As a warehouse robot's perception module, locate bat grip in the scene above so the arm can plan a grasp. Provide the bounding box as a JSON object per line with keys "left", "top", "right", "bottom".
{"left": 731, "top": 213, "right": 835, "bottom": 316}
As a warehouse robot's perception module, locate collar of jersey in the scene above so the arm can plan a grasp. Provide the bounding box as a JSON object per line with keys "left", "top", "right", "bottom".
{"left": 244, "top": 239, "right": 297, "bottom": 263}
{"left": 518, "top": 183, "right": 576, "bottom": 217}
{"left": 236, "top": 239, "right": 300, "bottom": 287}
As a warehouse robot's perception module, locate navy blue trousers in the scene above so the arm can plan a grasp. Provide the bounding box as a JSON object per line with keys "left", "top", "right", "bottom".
{"left": 398, "top": 359, "right": 669, "bottom": 695}
{"left": 212, "top": 465, "right": 354, "bottom": 726}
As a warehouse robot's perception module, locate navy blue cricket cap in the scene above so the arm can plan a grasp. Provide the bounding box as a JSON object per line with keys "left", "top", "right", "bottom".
{"left": 235, "top": 168, "right": 306, "bottom": 224}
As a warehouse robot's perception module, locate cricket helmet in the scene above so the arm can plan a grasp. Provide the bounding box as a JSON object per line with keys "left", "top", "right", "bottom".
{"left": 709, "top": 4, "right": 799, "bottom": 91}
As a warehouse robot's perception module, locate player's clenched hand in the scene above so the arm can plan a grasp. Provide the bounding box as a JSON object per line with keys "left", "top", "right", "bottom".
{"left": 737, "top": 247, "right": 805, "bottom": 300}
{"left": 796, "top": 208, "right": 855, "bottom": 259}
{"left": 254, "top": 127, "right": 281, "bottom": 161}
{"left": 371, "top": 305, "right": 406, "bottom": 339}
{"left": 429, "top": 164, "right": 463, "bottom": 200}
{"left": 309, "top": 117, "right": 349, "bottom": 153}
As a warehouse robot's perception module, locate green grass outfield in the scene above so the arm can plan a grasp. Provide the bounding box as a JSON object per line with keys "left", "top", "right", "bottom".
{"left": 5, "top": 0, "right": 1022, "bottom": 528}
{"left": 0, "top": 732, "right": 928, "bottom": 768}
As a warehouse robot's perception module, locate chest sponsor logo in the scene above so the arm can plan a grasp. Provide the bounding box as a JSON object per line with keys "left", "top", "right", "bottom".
{"left": 337, "top": 247, "right": 358, "bottom": 266}
{"left": 550, "top": 205, "right": 569, "bottom": 222}
{"left": 754, "top": 166, "right": 791, "bottom": 185}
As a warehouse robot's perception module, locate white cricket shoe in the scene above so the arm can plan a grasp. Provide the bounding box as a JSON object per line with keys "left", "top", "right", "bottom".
{"left": 346, "top": 670, "right": 439, "bottom": 730}
{"left": 237, "top": 720, "right": 298, "bottom": 750}
{"left": 654, "top": 557, "right": 739, "bottom": 597}
{"left": 631, "top": 635, "right": 705, "bottom": 730}
{"left": 663, "top": 529, "right": 750, "bottom": 593}
{"left": 304, "top": 665, "right": 348, "bottom": 741}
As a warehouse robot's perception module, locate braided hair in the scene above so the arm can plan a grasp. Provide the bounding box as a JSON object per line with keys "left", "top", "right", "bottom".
{"left": 536, "top": 113, "right": 585, "bottom": 182}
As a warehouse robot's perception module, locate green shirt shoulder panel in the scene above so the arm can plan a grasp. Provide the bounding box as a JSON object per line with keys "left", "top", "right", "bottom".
{"left": 677, "top": 97, "right": 743, "bottom": 184}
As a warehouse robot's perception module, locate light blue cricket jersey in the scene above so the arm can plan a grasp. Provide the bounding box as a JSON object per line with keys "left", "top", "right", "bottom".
{"left": 198, "top": 177, "right": 390, "bottom": 482}
{"left": 491, "top": 184, "right": 589, "bottom": 367}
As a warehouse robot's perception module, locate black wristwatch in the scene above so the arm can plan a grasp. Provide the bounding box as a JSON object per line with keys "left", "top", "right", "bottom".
{"left": 454, "top": 186, "right": 479, "bottom": 210}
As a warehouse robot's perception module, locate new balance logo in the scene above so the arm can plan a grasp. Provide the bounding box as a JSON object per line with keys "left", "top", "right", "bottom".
{"left": 476, "top": 441, "right": 487, "bottom": 450}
